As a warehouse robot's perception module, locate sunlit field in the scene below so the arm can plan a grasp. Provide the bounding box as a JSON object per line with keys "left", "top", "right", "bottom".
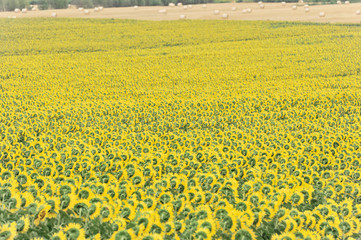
{"left": 1, "top": 19, "right": 361, "bottom": 240}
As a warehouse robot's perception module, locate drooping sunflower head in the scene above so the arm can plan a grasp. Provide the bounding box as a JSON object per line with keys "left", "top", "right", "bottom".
{"left": 63, "top": 223, "right": 85, "bottom": 240}
{"left": 233, "top": 228, "right": 257, "bottom": 240}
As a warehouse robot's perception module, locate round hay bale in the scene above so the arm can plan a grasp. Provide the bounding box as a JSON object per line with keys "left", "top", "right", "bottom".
{"left": 214, "top": 9, "right": 220, "bottom": 15}
{"left": 246, "top": 8, "right": 252, "bottom": 13}
{"left": 21, "top": 8, "right": 27, "bottom": 13}
{"left": 99, "top": 6, "right": 103, "bottom": 11}
{"left": 242, "top": 8, "right": 247, "bottom": 13}
{"left": 258, "top": 1, "right": 263, "bottom": 4}
{"left": 304, "top": 7, "right": 310, "bottom": 12}
{"left": 179, "top": 14, "right": 186, "bottom": 19}
{"left": 94, "top": 7, "right": 99, "bottom": 12}
{"left": 304, "top": 4, "right": 308, "bottom": 7}
{"left": 337, "top": 0, "right": 341, "bottom": 4}
{"left": 188, "top": 5, "right": 192, "bottom": 8}
{"left": 78, "top": 7, "right": 84, "bottom": 11}
{"left": 259, "top": 4, "right": 265, "bottom": 8}
{"left": 169, "top": 3, "right": 175, "bottom": 7}
{"left": 202, "top": 4, "right": 207, "bottom": 8}
{"left": 134, "top": 5, "right": 138, "bottom": 9}
{"left": 356, "top": 10, "right": 361, "bottom": 15}
{"left": 159, "top": 9, "right": 167, "bottom": 14}
{"left": 231, "top": 7, "right": 237, "bottom": 11}
{"left": 345, "top": 0, "right": 350, "bottom": 4}
{"left": 177, "top": 2, "right": 183, "bottom": 6}
{"left": 282, "top": 1, "right": 286, "bottom": 6}
{"left": 32, "top": 7, "right": 37, "bottom": 11}
{"left": 14, "top": 8, "right": 20, "bottom": 13}
{"left": 183, "top": 6, "right": 188, "bottom": 9}
{"left": 319, "top": 11, "right": 325, "bottom": 17}
{"left": 221, "top": 13, "right": 229, "bottom": 19}
{"left": 84, "top": 9, "right": 90, "bottom": 15}
{"left": 51, "top": 12, "right": 57, "bottom": 17}
{"left": 292, "top": 5, "right": 297, "bottom": 10}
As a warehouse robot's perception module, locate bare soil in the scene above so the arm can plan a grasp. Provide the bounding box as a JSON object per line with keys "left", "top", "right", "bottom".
{"left": 1, "top": 2, "right": 361, "bottom": 23}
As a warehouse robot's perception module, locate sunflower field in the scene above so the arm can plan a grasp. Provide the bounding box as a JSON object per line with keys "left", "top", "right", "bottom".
{"left": 1, "top": 19, "right": 361, "bottom": 240}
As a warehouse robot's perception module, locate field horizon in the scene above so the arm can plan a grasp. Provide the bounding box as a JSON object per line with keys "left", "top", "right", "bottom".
{"left": 1, "top": 2, "right": 361, "bottom": 23}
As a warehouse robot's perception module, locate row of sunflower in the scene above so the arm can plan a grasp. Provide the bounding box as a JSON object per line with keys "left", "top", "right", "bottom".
{"left": 1, "top": 19, "right": 361, "bottom": 239}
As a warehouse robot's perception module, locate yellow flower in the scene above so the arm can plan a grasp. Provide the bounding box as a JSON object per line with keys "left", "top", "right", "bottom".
{"left": 52, "top": 231, "right": 67, "bottom": 240}
{"left": 20, "top": 216, "right": 30, "bottom": 233}
{"left": 63, "top": 223, "right": 85, "bottom": 239}
{"left": 34, "top": 205, "right": 52, "bottom": 226}
{"left": 0, "top": 222, "right": 17, "bottom": 240}
{"left": 94, "top": 233, "right": 101, "bottom": 240}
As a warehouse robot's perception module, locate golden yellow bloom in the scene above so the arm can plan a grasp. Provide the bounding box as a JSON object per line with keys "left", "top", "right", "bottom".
{"left": 34, "top": 205, "right": 52, "bottom": 226}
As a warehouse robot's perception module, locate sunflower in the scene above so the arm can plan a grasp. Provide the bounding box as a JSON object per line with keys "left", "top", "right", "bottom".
{"left": 233, "top": 228, "right": 257, "bottom": 240}
{"left": 34, "top": 205, "right": 52, "bottom": 226}
{"left": 63, "top": 223, "right": 86, "bottom": 239}
{"left": 89, "top": 202, "right": 102, "bottom": 219}
{"left": 0, "top": 222, "right": 17, "bottom": 240}
{"left": 52, "top": 231, "right": 67, "bottom": 240}
{"left": 18, "top": 216, "right": 30, "bottom": 233}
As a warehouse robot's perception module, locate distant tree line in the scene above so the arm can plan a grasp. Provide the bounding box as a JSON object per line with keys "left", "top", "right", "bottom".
{"left": 0, "top": 0, "right": 359, "bottom": 11}
{"left": 0, "top": 0, "right": 28, "bottom": 11}
{"left": 0, "top": 0, "right": 211, "bottom": 10}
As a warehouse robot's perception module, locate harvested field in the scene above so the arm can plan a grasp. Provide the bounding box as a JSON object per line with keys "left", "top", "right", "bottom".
{"left": 1, "top": 2, "right": 361, "bottom": 23}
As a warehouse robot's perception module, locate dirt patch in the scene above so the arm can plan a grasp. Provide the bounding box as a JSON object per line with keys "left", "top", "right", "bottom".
{"left": 1, "top": 2, "right": 361, "bottom": 23}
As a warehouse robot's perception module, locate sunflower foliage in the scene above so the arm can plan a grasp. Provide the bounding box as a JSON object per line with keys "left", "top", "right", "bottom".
{"left": 0, "top": 19, "right": 361, "bottom": 240}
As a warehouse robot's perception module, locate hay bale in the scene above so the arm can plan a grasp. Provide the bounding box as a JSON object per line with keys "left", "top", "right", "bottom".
{"left": 202, "top": 4, "right": 207, "bottom": 8}
{"left": 292, "top": 5, "right": 297, "bottom": 10}
{"left": 177, "top": 2, "right": 183, "bottom": 6}
{"left": 21, "top": 8, "right": 27, "bottom": 13}
{"left": 319, "top": 11, "right": 325, "bottom": 17}
{"left": 84, "top": 9, "right": 90, "bottom": 15}
{"left": 99, "top": 6, "right": 103, "bottom": 11}
{"left": 78, "top": 7, "right": 84, "bottom": 11}
{"left": 159, "top": 9, "right": 167, "bottom": 14}
{"left": 179, "top": 14, "right": 186, "bottom": 19}
{"left": 134, "top": 5, "right": 138, "bottom": 9}
{"left": 231, "top": 7, "right": 237, "bottom": 11}
{"left": 183, "top": 6, "right": 188, "bottom": 9}
{"left": 304, "top": 4, "right": 308, "bottom": 7}
{"left": 282, "top": 1, "right": 286, "bottom": 6}
{"left": 259, "top": 4, "right": 265, "bottom": 8}
{"left": 169, "top": 3, "right": 175, "bottom": 7}
{"left": 188, "top": 5, "right": 192, "bottom": 8}
{"left": 214, "top": 9, "right": 220, "bottom": 15}
{"left": 221, "top": 13, "right": 229, "bottom": 19}
{"left": 51, "top": 12, "right": 57, "bottom": 17}
{"left": 356, "top": 10, "right": 360, "bottom": 15}
{"left": 32, "top": 7, "right": 37, "bottom": 11}
{"left": 345, "top": 0, "right": 350, "bottom": 4}
{"left": 242, "top": 8, "right": 247, "bottom": 13}
{"left": 258, "top": 1, "right": 263, "bottom": 4}
{"left": 14, "top": 8, "right": 20, "bottom": 13}
{"left": 337, "top": 0, "right": 341, "bottom": 4}
{"left": 246, "top": 8, "right": 252, "bottom": 13}
{"left": 304, "top": 7, "right": 310, "bottom": 12}
{"left": 94, "top": 7, "right": 99, "bottom": 12}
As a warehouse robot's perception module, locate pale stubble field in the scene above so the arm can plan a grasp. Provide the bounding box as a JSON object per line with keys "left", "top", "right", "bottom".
{"left": 1, "top": 2, "right": 361, "bottom": 23}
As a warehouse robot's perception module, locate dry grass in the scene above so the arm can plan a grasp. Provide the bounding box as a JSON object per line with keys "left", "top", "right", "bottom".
{"left": 1, "top": 2, "right": 361, "bottom": 23}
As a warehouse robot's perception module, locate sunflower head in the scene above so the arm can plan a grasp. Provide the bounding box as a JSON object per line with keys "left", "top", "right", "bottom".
{"left": 233, "top": 228, "right": 257, "bottom": 240}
